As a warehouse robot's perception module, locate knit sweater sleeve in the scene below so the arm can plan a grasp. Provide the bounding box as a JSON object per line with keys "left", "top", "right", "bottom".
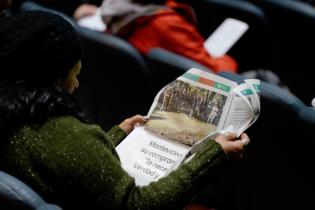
{"left": 27, "top": 116, "right": 228, "bottom": 210}
{"left": 105, "top": 125, "right": 127, "bottom": 146}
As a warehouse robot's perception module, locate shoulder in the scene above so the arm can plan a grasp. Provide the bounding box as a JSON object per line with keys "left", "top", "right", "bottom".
{"left": 42, "top": 116, "right": 108, "bottom": 142}
{"left": 145, "top": 9, "right": 198, "bottom": 38}
{"left": 44, "top": 116, "right": 102, "bottom": 132}
{"left": 11, "top": 116, "right": 108, "bottom": 149}
{"left": 6, "top": 116, "right": 119, "bottom": 166}
{"left": 152, "top": 9, "right": 191, "bottom": 26}
{"left": 130, "top": 7, "right": 191, "bottom": 30}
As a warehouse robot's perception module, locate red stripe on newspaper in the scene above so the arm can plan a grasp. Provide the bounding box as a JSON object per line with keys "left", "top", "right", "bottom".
{"left": 199, "top": 77, "right": 215, "bottom": 87}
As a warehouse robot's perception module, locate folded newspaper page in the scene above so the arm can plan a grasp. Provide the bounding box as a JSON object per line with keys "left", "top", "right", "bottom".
{"left": 116, "top": 68, "right": 260, "bottom": 186}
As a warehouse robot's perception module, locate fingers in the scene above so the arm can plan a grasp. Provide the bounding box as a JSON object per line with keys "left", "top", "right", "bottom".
{"left": 223, "top": 132, "right": 237, "bottom": 141}
{"left": 214, "top": 132, "right": 236, "bottom": 143}
{"left": 214, "top": 132, "right": 250, "bottom": 161}
{"left": 240, "top": 133, "right": 250, "bottom": 142}
{"left": 240, "top": 133, "right": 250, "bottom": 146}
{"left": 232, "top": 133, "right": 250, "bottom": 149}
{"left": 223, "top": 132, "right": 250, "bottom": 146}
{"left": 128, "top": 115, "right": 148, "bottom": 125}
{"left": 118, "top": 115, "right": 147, "bottom": 134}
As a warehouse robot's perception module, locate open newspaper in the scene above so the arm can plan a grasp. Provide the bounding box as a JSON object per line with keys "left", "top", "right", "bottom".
{"left": 116, "top": 68, "right": 260, "bottom": 186}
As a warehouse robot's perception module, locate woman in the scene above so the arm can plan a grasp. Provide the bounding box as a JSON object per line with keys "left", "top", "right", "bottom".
{"left": 0, "top": 11, "right": 249, "bottom": 210}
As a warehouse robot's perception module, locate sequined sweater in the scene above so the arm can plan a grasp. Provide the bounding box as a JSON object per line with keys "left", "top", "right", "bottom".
{"left": 3, "top": 116, "right": 228, "bottom": 210}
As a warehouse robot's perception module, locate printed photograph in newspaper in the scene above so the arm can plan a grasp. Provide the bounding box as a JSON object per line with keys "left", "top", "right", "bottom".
{"left": 144, "top": 79, "right": 227, "bottom": 146}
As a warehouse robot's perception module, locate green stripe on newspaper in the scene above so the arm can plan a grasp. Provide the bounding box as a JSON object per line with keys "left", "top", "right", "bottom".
{"left": 214, "top": 83, "right": 231, "bottom": 93}
{"left": 182, "top": 72, "right": 231, "bottom": 93}
{"left": 241, "top": 89, "right": 254, "bottom": 95}
{"left": 253, "top": 84, "right": 260, "bottom": 92}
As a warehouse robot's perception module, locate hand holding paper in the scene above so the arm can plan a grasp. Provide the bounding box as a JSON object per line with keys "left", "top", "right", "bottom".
{"left": 118, "top": 115, "right": 148, "bottom": 134}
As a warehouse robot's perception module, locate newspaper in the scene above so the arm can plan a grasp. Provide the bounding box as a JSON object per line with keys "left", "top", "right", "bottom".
{"left": 116, "top": 68, "right": 260, "bottom": 186}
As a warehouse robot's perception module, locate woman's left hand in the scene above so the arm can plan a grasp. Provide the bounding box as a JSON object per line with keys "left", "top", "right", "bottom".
{"left": 118, "top": 115, "right": 147, "bottom": 134}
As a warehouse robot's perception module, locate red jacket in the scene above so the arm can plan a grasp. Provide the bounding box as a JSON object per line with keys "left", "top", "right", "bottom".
{"left": 115, "top": 0, "right": 238, "bottom": 73}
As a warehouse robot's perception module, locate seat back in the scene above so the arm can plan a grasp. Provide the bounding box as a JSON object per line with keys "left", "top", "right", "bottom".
{"left": 19, "top": 1, "right": 76, "bottom": 27}
{"left": 295, "top": 106, "right": 315, "bottom": 207}
{"left": 257, "top": 0, "right": 315, "bottom": 104}
{"left": 146, "top": 48, "right": 213, "bottom": 94}
{"left": 20, "top": 1, "right": 153, "bottom": 130}
{"left": 179, "top": 0, "right": 272, "bottom": 70}
{"left": 76, "top": 27, "right": 153, "bottom": 130}
{"left": 214, "top": 72, "right": 311, "bottom": 210}
{"left": 0, "top": 171, "right": 62, "bottom": 210}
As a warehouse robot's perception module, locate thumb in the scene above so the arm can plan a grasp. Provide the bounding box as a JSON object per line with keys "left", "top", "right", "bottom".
{"left": 129, "top": 115, "right": 147, "bottom": 125}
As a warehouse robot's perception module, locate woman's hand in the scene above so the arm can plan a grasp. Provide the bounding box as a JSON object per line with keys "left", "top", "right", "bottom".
{"left": 214, "top": 133, "right": 250, "bottom": 160}
{"left": 73, "top": 4, "right": 98, "bottom": 21}
{"left": 118, "top": 115, "right": 148, "bottom": 134}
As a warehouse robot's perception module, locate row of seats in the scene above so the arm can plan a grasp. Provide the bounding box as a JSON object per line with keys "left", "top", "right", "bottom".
{"left": 21, "top": 0, "right": 315, "bottom": 127}
{"left": 179, "top": 0, "right": 315, "bottom": 104}
{"left": 253, "top": 0, "right": 315, "bottom": 105}
{"left": 179, "top": 0, "right": 272, "bottom": 71}
{"left": 0, "top": 171, "right": 62, "bottom": 210}
{"left": 195, "top": 71, "right": 315, "bottom": 210}
{"left": 19, "top": 0, "right": 315, "bottom": 104}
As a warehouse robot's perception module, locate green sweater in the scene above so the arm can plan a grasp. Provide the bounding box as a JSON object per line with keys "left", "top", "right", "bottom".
{"left": 3, "top": 116, "right": 228, "bottom": 210}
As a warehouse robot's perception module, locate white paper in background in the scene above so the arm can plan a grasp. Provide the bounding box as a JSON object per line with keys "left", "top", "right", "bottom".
{"left": 77, "top": 8, "right": 107, "bottom": 32}
{"left": 203, "top": 18, "right": 249, "bottom": 58}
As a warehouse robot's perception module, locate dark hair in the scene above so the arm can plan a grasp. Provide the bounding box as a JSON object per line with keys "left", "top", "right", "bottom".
{"left": 0, "top": 0, "right": 11, "bottom": 12}
{"left": 0, "top": 80, "right": 90, "bottom": 141}
{"left": 0, "top": 11, "right": 89, "bottom": 142}
{"left": 0, "top": 11, "right": 82, "bottom": 85}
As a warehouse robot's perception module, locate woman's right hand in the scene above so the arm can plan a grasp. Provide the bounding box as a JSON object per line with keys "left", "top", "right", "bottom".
{"left": 214, "top": 133, "right": 250, "bottom": 160}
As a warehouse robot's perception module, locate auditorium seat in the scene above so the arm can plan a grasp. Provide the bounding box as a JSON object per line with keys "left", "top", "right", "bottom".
{"left": 20, "top": 1, "right": 153, "bottom": 130}
{"left": 76, "top": 27, "right": 153, "bottom": 130}
{"left": 296, "top": 106, "right": 315, "bottom": 191}
{"left": 146, "top": 48, "right": 213, "bottom": 94}
{"left": 178, "top": 0, "right": 272, "bottom": 71}
{"left": 0, "top": 171, "right": 62, "bottom": 210}
{"left": 255, "top": 0, "right": 315, "bottom": 104}
{"left": 20, "top": 1, "right": 76, "bottom": 27}
{"left": 201, "top": 71, "right": 313, "bottom": 210}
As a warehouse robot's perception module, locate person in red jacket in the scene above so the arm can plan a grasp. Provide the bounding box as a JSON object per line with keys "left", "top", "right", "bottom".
{"left": 74, "top": 0, "right": 238, "bottom": 72}
{"left": 97, "top": 0, "right": 238, "bottom": 73}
